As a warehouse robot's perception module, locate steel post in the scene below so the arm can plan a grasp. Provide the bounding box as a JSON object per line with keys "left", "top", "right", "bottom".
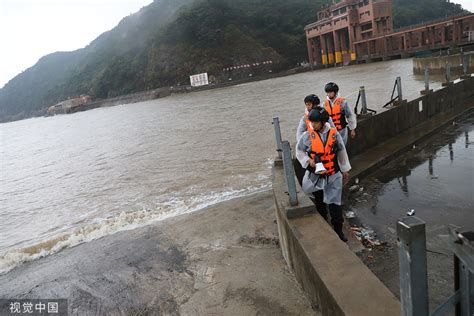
{"left": 452, "top": 230, "right": 474, "bottom": 316}
{"left": 272, "top": 117, "right": 283, "bottom": 159}
{"left": 458, "top": 261, "right": 473, "bottom": 316}
{"left": 446, "top": 63, "right": 451, "bottom": 83}
{"left": 360, "top": 86, "right": 368, "bottom": 114}
{"left": 396, "top": 76, "right": 403, "bottom": 101}
{"left": 424, "top": 68, "right": 430, "bottom": 91}
{"left": 463, "top": 56, "right": 469, "bottom": 76}
{"left": 281, "top": 141, "right": 298, "bottom": 206}
{"left": 397, "top": 216, "right": 429, "bottom": 316}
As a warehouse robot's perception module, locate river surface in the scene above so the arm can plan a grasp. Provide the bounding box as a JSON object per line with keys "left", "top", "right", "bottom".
{"left": 0, "top": 58, "right": 442, "bottom": 273}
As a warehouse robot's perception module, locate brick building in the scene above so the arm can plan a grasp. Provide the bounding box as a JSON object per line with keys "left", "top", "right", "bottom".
{"left": 305, "top": 0, "right": 474, "bottom": 65}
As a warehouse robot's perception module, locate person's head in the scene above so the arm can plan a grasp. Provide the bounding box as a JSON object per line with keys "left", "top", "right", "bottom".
{"left": 324, "top": 82, "right": 339, "bottom": 100}
{"left": 308, "top": 108, "right": 330, "bottom": 132}
{"left": 304, "top": 94, "right": 321, "bottom": 112}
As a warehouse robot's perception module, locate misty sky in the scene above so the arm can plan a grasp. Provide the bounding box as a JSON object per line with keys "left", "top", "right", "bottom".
{"left": 0, "top": 0, "right": 153, "bottom": 88}
{"left": 0, "top": 0, "right": 472, "bottom": 88}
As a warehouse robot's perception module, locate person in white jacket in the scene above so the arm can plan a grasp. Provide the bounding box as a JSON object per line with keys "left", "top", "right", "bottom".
{"left": 323, "top": 82, "right": 357, "bottom": 145}
{"left": 296, "top": 107, "right": 351, "bottom": 242}
{"left": 296, "top": 94, "right": 335, "bottom": 143}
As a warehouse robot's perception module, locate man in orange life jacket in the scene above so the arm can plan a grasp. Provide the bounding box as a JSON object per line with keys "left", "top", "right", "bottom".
{"left": 296, "top": 94, "right": 335, "bottom": 143}
{"left": 324, "top": 82, "right": 357, "bottom": 145}
{"left": 296, "top": 107, "right": 351, "bottom": 242}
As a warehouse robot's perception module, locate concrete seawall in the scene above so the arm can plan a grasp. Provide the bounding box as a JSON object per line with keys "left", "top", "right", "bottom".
{"left": 413, "top": 52, "right": 474, "bottom": 75}
{"left": 69, "top": 66, "right": 321, "bottom": 114}
{"left": 347, "top": 76, "right": 474, "bottom": 157}
{"left": 71, "top": 87, "right": 172, "bottom": 113}
{"left": 273, "top": 168, "right": 400, "bottom": 316}
{"left": 272, "top": 76, "right": 474, "bottom": 315}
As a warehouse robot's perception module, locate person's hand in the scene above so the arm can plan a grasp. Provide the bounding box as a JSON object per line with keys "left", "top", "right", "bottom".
{"left": 351, "top": 129, "right": 356, "bottom": 139}
{"left": 308, "top": 159, "right": 315, "bottom": 168}
{"left": 342, "top": 172, "right": 350, "bottom": 182}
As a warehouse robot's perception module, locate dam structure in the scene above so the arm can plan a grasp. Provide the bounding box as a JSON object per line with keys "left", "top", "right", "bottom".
{"left": 305, "top": 0, "right": 474, "bottom": 65}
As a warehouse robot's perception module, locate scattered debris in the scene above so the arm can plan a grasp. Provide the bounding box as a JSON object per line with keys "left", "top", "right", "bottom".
{"left": 413, "top": 144, "right": 416, "bottom": 149}
{"left": 350, "top": 226, "right": 386, "bottom": 250}
{"left": 407, "top": 209, "right": 415, "bottom": 216}
{"left": 359, "top": 187, "right": 364, "bottom": 192}
{"left": 355, "top": 178, "right": 360, "bottom": 184}
{"left": 345, "top": 211, "right": 356, "bottom": 219}
{"left": 349, "top": 185, "right": 359, "bottom": 192}
{"left": 430, "top": 175, "right": 439, "bottom": 179}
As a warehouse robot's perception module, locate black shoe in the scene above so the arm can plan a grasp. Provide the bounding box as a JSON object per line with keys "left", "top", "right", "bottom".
{"left": 337, "top": 231, "right": 348, "bottom": 242}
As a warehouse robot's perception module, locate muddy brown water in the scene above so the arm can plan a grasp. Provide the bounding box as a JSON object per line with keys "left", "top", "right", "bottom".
{"left": 0, "top": 58, "right": 443, "bottom": 273}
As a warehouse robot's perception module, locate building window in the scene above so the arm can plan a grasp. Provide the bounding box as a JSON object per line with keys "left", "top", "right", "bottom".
{"left": 361, "top": 22, "right": 372, "bottom": 31}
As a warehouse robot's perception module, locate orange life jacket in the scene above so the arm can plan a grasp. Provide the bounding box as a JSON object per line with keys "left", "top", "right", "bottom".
{"left": 309, "top": 127, "right": 339, "bottom": 176}
{"left": 304, "top": 113, "right": 314, "bottom": 133}
{"left": 324, "top": 98, "right": 347, "bottom": 130}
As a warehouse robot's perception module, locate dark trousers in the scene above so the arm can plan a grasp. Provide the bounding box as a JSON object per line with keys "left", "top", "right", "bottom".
{"left": 312, "top": 190, "right": 344, "bottom": 233}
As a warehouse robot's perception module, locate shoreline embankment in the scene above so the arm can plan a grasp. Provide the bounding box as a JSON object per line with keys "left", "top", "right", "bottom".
{"left": 0, "top": 191, "right": 319, "bottom": 315}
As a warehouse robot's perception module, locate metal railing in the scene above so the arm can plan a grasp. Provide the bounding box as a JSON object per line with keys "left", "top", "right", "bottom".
{"left": 272, "top": 117, "right": 298, "bottom": 206}
{"left": 272, "top": 117, "right": 283, "bottom": 159}
{"left": 383, "top": 76, "right": 404, "bottom": 108}
{"left": 425, "top": 68, "right": 430, "bottom": 91}
{"left": 398, "top": 216, "right": 474, "bottom": 316}
{"left": 354, "top": 86, "right": 377, "bottom": 116}
{"left": 445, "top": 63, "right": 452, "bottom": 83}
{"left": 463, "top": 55, "right": 470, "bottom": 76}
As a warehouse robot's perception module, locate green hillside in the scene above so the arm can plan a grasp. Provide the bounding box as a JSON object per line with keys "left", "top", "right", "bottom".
{"left": 0, "top": 0, "right": 467, "bottom": 122}
{"left": 393, "top": 0, "right": 466, "bottom": 29}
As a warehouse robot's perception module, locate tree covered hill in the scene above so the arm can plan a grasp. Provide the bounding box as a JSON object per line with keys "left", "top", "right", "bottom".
{"left": 393, "top": 0, "right": 466, "bottom": 29}
{"left": 0, "top": 0, "right": 467, "bottom": 122}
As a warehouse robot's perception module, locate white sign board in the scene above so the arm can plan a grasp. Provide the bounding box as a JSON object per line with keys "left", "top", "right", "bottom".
{"left": 190, "top": 73, "right": 209, "bottom": 87}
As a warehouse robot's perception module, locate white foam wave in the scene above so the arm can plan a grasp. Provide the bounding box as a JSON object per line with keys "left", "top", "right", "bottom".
{"left": 264, "top": 157, "right": 274, "bottom": 167}
{"left": 0, "top": 183, "right": 271, "bottom": 275}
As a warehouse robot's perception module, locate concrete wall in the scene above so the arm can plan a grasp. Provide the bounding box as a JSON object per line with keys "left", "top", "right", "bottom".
{"left": 347, "top": 76, "right": 474, "bottom": 157}
{"left": 272, "top": 77, "right": 474, "bottom": 315}
{"left": 413, "top": 52, "right": 474, "bottom": 75}
{"left": 272, "top": 164, "right": 400, "bottom": 316}
{"left": 71, "top": 87, "right": 171, "bottom": 113}
{"left": 67, "top": 65, "right": 321, "bottom": 115}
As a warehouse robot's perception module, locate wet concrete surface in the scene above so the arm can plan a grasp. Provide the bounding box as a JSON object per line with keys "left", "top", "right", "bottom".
{"left": 0, "top": 191, "right": 318, "bottom": 315}
{"left": 345, "top": 113, "right": 473, "bottom": 312}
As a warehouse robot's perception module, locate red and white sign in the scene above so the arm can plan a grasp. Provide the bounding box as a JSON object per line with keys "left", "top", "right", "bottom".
{"left": 190, "top": 73, "right": 209, "bottom": 87}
